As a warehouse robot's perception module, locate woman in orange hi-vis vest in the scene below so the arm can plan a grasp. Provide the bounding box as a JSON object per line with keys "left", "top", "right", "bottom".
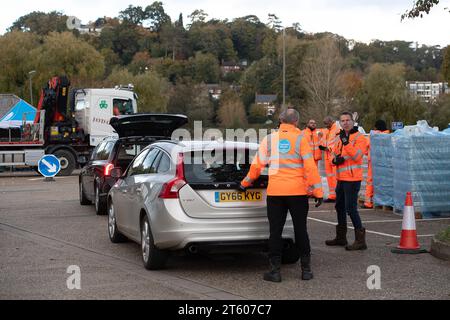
{"left": 326, "top": 112, "right": 368, "bottom": 251}
{"left": 363, "top": 120, "right": 390, "bottom": 208}
{"left": 239, "top": 109, "right": 323, "bottom": 283}
{"left": 318, "top": 116, "right": 340, "bottom": 201}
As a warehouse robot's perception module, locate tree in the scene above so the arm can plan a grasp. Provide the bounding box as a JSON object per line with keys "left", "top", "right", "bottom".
{"left": 129, "top": 51, "right": 152, "bottom": 75}
{"left": 119, "top": 5, "right": 146, "bottom": 25}
{"left": 187, "top": 52, "right": 220, "bottom": 84}
{"left": 301, "top": 37, "right": 345, "bottom": 120}
{"left": 31, "top": 32, "right": 105, "bottom": 88}
{"left": 167, "top": 82, "right": 214, "bottom": 126}
{"left": 0, "top": 31, "right": 40, "bottom": 98}
{"left": 442, "top": 46, "right": 450, "bottom": 82}
{"left": 355, "top": 63, "right": 426, "bottom": 130}
{"left": 9, "top": 11, "right": 68, "bottom": 35}
{"left": 145, "top": 1, "right": 171, "bottom": 32}
{"left": 267, "top": 14, "right": 283, "bottom": 32}
{"left": 401, "top": 0, "right": 449, "bottom": 20}
{"left": 99, "top": 22, "right": 142, "bottom": 65}
{"left": 187, "top": 9, "right": 208, "bottom": 28}
{"left": 427, "top": 94, "right": 450, "bottom": 130}
{"left": 105, "top": 68, "right": 169, "bottom": 112}
{"left": 230, "top": 15, "right": 267, "bottom": 61}
{"left": 217, "top": 91, "right": 248, "bottom": 128}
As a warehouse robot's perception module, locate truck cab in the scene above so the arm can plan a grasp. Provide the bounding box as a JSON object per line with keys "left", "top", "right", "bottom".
{"left": 73, "top": 87, "right": 138, "bottom": 147}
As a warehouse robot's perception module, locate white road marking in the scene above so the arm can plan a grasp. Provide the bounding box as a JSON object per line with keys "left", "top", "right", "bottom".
{"left": 359, "top": 218, "right": 450, "bottom": 224}
{"left": 307, "top": 217, "right": 436, "bottom": 239}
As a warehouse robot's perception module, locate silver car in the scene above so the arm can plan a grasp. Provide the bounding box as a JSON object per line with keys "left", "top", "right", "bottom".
{"left": 107, "top": 140, "right": 297, "bottom": 270}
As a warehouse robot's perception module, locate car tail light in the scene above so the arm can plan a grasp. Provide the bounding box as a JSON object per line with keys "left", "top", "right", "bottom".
{"left": 159, "top": 153, "right": 186, "bottom": 199}
{"left": 104, "top": 163, "right": 114, "bottom": 176}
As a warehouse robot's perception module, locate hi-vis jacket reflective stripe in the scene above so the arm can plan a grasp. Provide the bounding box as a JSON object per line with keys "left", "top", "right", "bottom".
{"left": 302, "top": 127, "right": 322, "bottom": 161}
{"left": 332, "top": 129, "right": 368, "bottom": 182}
{"left": 241, "top": 123, "right": 324, "bottom": 197}
{"left": 320, "top": 123, "right": 340, "bottom": 161}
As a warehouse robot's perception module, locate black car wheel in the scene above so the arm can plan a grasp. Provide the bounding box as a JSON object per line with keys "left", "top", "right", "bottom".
{"left": 79, "top": 180, "right": 91, "bottom": 205}
{"left": 95, "top": 183, "right": 107, "bottom": 215}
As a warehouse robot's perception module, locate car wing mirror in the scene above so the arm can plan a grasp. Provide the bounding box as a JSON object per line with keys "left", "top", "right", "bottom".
{"left": 111, "top": 167, "right": 123, "bottom": 179}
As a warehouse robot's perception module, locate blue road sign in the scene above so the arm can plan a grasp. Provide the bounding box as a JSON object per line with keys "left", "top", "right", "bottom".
{"left": 38, "top": 155, "right": 61, "bottom": 178}
{"left": 392, "top": 122, "right": 404, "bottom": 131}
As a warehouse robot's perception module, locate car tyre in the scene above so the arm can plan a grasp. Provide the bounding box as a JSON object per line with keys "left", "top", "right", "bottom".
{"left": 108, "top": 200, "right": 126, "bottom": 243}
{"left": 79, "top": 180, "right": 91, "bottom": 205}
{"left": 141, "top": 215, "right": 168, "bottom": 270}
{"left": 95, "top": 183, "right": 107, "bottom": 215}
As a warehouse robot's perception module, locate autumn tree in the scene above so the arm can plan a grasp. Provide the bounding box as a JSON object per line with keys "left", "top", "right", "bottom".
{"left": 105, "top": 68, "right": 168, "bottom": 112}
{"left": 217, "top": 91, "right": 248, "bottom": 128}
{"left": 0, "top": 31, "right": 40, "bottom": 98}
{"left": 355, "top": 63, "right": 426, "bottom": 130}
{"left": 301, "top": 37, "right": 344, "bottom": 120}
{"left": 9, "top": 11, "right": 68, "bottom": 35}
{"left": 401, "top": 0, "right": 449, "bottom": 20}
{"left": 442, "top": 45, "right": 450, "bottom": 82}
{"left": 31, "top": 32, "right": 105, "bottom": 88}
{"left": 187, "top": 52, "right": 220, "bottom": 84}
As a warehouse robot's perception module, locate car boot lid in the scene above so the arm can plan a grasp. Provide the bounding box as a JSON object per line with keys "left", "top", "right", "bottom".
{"left": 110, "top": 114, "right": 188, "bottom": 138}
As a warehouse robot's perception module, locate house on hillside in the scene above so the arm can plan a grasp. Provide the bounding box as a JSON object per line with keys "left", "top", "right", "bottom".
{"left": 255, "top": 94, "right": 278, "bottom": 116}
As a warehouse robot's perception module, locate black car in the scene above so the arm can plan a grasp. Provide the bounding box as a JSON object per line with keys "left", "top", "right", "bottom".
{"left": 79, "top": 114, "right": 188, "bottom": 215}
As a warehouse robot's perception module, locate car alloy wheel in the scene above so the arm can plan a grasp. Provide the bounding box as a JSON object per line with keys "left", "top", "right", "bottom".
{"left": 142, "top": 220, "right": 150, "bottom": 263}
{"left": 108, "top": 203, "right": 116, "bottom": 238}
{"left": 95, "top": 186, "right": 100, "bottom": 212}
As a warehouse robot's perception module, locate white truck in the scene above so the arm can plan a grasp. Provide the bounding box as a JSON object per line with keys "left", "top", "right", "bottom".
{"left": 0, "top": 76, "right": 138, "bottom": 175}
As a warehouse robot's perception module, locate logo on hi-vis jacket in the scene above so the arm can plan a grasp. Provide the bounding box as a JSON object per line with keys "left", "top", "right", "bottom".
{"left": 278, "top": 139, "right": 291, "bottom": 154}
{"left": 99, "top": 100, "right": 108, "bottom": 109}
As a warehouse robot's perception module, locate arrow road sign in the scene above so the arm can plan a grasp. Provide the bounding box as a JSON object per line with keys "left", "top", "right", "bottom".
{"left": 38, "top": 155, "right": 61, "bottom": 178}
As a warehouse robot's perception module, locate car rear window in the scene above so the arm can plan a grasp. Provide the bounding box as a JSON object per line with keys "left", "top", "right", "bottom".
{"left": 183, "top": 148, "right": 268, "bottom": 187}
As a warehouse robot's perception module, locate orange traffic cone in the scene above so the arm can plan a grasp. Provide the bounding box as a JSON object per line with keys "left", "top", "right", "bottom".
{"left": 391, "top": 192, "right": 427, "bottom": 254}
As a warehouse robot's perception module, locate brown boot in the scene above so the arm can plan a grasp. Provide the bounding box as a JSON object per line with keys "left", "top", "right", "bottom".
{"left": 346, "top": 228, "right": 367, "bottom": 251}
{"left": 325, "top": 225, "right": 348, "bottom": 246}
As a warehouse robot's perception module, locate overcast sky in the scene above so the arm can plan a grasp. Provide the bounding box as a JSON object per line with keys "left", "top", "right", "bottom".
{"left": 2, "top": 0, "right": 450, "bottom": 47}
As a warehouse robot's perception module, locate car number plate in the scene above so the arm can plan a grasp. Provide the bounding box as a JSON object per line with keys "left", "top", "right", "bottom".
{"left": 215, "top": 191, "right": 262, "bottom": 202}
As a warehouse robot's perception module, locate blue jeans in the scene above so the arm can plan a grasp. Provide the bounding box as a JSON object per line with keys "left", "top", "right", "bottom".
{"left": 335, "top": 181, "right": 363, "bottom": 229}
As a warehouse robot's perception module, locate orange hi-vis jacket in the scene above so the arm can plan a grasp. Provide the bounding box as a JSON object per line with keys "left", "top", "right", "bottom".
{"left": 302, "top": 127, "right": 322, "bottom": 161}
{"left": 332, "top": 128, "right": 368, "bottom": 182}
{"left": 241, "top": 123, "right": 323, "bottom": 197}
{"left": 320, "top": 122, "right": 340, "bottom": 161}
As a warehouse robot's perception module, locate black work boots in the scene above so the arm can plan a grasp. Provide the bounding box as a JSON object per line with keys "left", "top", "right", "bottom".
{"left": 263, "top": 256, "right": 282, "bottom": 282}
{"left": 263, "top": 255, "right": 314, "bottom": 282}
{"left": 325, "top": 225, "right": 348, "bottom": 246}
{"left": 346, "top": 228, "right": 367, "bottom": 251}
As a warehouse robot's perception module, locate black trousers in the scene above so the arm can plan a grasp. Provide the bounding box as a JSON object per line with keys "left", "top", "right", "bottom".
{"left": 266, "top": 195, "right": 310, "bottom": 258}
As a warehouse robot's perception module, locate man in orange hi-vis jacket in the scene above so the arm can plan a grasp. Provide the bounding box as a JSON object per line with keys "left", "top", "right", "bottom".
{"left": 318, "top": 116, "right": 340, "bottom": 202}
{"left": 302, "top": 119, "right": 322, "bottom": 168}
{"left": 363, "top": 120, "right": 390, "bottom": 208}
{"left": 239, "top": 108, "right": 323, "bottom": 283}
{"left": 326, "top": 111, "right": 368, "bottom": 251}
